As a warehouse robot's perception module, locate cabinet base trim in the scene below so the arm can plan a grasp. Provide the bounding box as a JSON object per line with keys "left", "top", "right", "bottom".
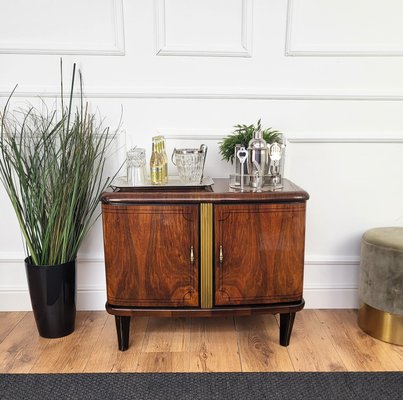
{"left": 106, "top": 300, "right": 305, "bottom": 318}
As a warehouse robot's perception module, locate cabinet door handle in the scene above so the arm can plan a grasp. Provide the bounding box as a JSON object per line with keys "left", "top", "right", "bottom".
{"left": 190, "top": 245, "right": 194, "bottom": 264}
{"left": 219, "top": 245, "right": 223, "bottom": 266}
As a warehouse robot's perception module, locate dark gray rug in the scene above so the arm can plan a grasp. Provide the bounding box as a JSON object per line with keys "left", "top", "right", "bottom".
{"left": 0, "top": 372, "right": 401, "bottom": 400}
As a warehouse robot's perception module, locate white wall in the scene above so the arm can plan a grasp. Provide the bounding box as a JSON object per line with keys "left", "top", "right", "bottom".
{"left": 1, "top": 0, "right": 403, "bottom": 310}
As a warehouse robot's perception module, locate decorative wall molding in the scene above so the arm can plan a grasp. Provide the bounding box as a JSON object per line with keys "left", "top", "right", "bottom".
{"left": 287, "top": 137, "right": 403, "bottom": 144}
{"left": 285, "top": 0, "right": 403, "bottom": 57}
{"left": 0, "top": 0, "right": 125, "bottom": 55}
{"left": 154, "top": 0, "right": 253, "bottom": 57}
{"left": 70, "top": 91, "right": 403, "bottom": 101}
{"left": 165, "top": 134, "right": 403, "bottom": 145}
{"left": 0, "top": 280, "right": 356, "bottom": 291}
{"left": 304, "top": 256, "right": 359, "bottom": 266}
{"left": 0, "top": 254, "right": 104, "bottom": 264}
{"left": 161, "top": 134, "right": 403, "bottom": 145}
{"left": 165, "top": 135, "right": 224, "bottom": 141}
{"left": 0, "top": 121, "right": 400, "bottom": 147}
{"left": 0, "top": 284, "right": 104, "bottom": 292}
{"left": 2, "top": 87, "right": 403, "bottom": 101}
{"left": 0, "top": 253, "right": 360, "bottom": 266}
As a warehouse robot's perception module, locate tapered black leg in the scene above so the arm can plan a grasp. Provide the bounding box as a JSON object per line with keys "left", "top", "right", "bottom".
{"left": 115, "top": 316, "right": 131, "bottom": 351}
{"left": 279, "top": 312, "right": 296, "bottom": 346}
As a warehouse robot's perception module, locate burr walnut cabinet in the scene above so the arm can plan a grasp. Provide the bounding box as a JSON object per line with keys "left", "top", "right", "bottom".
{"left": 100, "top": 178, "right": 309, "bottom": 351}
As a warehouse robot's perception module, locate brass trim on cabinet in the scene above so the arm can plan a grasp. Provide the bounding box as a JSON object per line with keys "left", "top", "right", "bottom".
{"left": 200, "top": 203, "right": 213, "bottom": 308}
{"left": 357, "top": 302, "right": 403, "bottom": 345}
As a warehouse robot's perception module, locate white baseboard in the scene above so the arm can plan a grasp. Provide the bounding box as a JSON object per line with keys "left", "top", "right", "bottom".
{"left": 76, "top": 288, "right": 107, "bottom": 311}
{"left": 0, "top": 285, "right": 358, "bottom": 311}
{"left": 304, "top": 287, "right": 358, "bottom": 309}
{"left": 0, "top": 287, "right": 32, "bottom": 311}
{"left": 0, "top": 256, "right": 360, "bottom": 310}
{"left": 0, "top": 286, "right": 107, "bottom": 312}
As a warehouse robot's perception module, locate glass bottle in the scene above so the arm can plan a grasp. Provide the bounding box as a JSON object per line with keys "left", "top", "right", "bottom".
{"left": 150, "top": 137, "right": 164, "bottom": 185}
{"left": 159, "top": 136, "right": 168, "bottom": 183}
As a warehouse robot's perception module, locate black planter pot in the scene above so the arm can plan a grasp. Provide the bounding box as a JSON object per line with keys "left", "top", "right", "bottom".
{"left": 25, "top": 257, "right": 76, "bottom": 338}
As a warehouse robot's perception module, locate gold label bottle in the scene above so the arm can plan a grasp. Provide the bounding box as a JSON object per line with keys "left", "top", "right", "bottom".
{"left": 160, "top": 136, "right": 168, "bottom": 183}
{"left": 150, "top": 138, "right": 164, "bottom": 185}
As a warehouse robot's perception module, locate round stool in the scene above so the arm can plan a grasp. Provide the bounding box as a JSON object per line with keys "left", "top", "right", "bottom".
{"left": 358, "top": 227, "right": 403, "bottom": 345}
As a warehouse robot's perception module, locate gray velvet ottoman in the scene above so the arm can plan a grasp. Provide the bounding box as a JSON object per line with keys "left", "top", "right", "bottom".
{"left": 358, "top": 227, "right": 403, "bottom": 345}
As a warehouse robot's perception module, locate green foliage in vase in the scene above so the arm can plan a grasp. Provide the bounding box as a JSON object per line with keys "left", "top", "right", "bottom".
{"left": 219, "top": 119, "right": 282, "bottom": 164}
{"left": 0, "top": 62, "right": 121, "bottom": 266}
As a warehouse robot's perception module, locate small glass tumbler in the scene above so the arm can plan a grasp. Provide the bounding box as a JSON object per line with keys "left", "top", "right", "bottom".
{"left": 126, "top": 148, "right": 147, "bottom": 186}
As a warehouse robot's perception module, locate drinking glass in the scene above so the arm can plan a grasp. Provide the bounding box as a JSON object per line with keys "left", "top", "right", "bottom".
{"left": 126, "top": 148, "right": 147, "bottom": 186}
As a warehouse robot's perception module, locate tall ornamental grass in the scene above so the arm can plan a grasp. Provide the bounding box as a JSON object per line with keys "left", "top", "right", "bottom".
{"left": 0, "top": 64, "right": 119, "bottom": 266}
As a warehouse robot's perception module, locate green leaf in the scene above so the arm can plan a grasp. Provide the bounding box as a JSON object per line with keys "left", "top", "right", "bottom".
{"left": 0, "top": 64, "right": 122, "bottom": 266}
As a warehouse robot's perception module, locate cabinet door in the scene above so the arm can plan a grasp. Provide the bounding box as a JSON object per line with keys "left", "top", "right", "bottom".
{"left": 214, "top": 203, "right": 306, "bottom": 306}
{"left": 102, "top": 204, "right": 199, "bottom": 307}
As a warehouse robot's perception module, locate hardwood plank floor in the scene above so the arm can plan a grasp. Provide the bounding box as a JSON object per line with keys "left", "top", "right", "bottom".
{"left": 236, "top": 315, "right": 293, "bottom": 372}
{"left": 189, "top": 317, "right": 240, "bottom": 372}
{"left": 0, "top": 310, "right": 401, "bottom": 373}
{"left": 278, "top": 310, "right": 347, "bottom": 372}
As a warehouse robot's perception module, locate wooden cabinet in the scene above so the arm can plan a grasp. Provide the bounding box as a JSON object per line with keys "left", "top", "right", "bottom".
{"left": 214, "top": 203, "right": 305, "bottom": 306}
{"left": 102, "top": 204, "right": 199, "bottom": 307}
{"left": 101, "top": 178, "right": 309, "bottom": 351}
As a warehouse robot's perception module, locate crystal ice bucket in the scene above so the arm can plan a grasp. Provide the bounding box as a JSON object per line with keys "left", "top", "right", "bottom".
{"left": 171, "top": 144, "right": 207, "bottom": 184}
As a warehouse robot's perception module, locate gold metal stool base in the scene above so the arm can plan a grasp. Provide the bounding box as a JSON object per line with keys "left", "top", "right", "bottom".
{"left": 358, "top": 302, "right": 403, "bottom": 346}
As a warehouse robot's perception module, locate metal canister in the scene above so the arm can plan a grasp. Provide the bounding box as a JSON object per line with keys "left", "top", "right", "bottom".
{"left": 247, "top": 130, "right": 267, "bottom": 188}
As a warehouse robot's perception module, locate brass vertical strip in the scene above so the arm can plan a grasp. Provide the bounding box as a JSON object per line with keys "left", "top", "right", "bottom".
{"left": 200, "top": 203, "right": 213, "bottom": 308}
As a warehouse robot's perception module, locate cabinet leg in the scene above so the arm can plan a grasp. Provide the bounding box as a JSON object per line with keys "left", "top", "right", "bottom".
{"left": 279, "top": 312, "right": 296, "bottom": 346}
{"left": 115, "top": 316, "right": 131, "bottom": 351}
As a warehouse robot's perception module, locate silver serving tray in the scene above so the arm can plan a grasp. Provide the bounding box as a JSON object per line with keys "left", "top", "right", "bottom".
{"left": 111, "top": 176, "right": 214, "bottom": 189}
{"left": 229, "top": 185, "right": 283, "bottom": 192}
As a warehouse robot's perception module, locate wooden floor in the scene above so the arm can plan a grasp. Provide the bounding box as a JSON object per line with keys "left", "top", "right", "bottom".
{"left": 0, "top": 310, "right": 402, "bottom": 373}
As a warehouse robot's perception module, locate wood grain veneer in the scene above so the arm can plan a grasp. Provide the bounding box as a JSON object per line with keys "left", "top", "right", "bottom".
{"left": 100, "top": 178, "right": 309, "bottom": 350}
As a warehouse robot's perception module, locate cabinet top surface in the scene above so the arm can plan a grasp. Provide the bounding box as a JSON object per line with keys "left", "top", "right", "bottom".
{"left": 101, "top": 178, "right": 309, "bottom": 204}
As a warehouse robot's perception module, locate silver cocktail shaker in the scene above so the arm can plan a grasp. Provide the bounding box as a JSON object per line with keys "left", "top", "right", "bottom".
{"left": 247, "top": 130, "right": 267, "bottom": 188}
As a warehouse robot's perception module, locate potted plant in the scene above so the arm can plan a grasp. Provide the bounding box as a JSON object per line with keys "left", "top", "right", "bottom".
{"left": 0, "top": 63, "right": 119, "bottom": 338}
{"left": 219, "top": 119, "right": 283, "bottom": 164}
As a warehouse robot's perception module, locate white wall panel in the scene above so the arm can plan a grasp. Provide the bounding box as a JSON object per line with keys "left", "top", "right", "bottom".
{"left": 0, "top": 0, "right": 125, "bottom": 55}
{"left": 155, "top": 0, "right": 252, "bottom": 57}
{"left": 2, "top": 0, "right": 403, "bottom": 96}
{"left": 287, "top": 142, "right": 403, "bottom": 258}
{"left": 1, "top": 0, "right": 403, "bottom": 310}
{"left": 287, "top": 0, "right": 403, "bottom": 56}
